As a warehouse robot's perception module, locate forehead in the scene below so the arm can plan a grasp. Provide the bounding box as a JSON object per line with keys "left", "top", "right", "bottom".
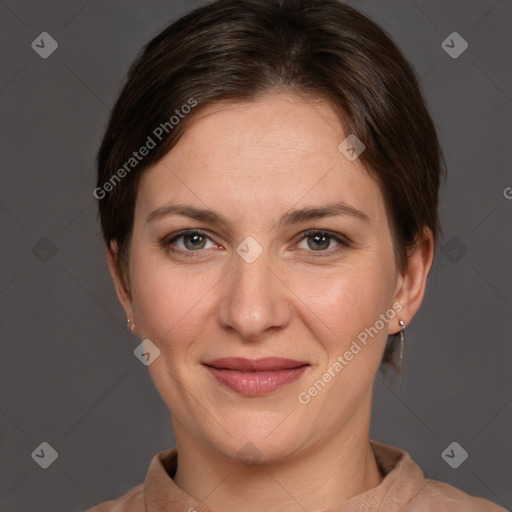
{"left": 136, "top": 93, "right": 387, "bottom": 227}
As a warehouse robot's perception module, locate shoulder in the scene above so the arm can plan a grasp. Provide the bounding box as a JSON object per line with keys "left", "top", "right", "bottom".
{"left": 81, "top": 447, "right": 179, "bottom": 512}
{"left": 406, "top": 478, "right": 508, "bottom": 511}
{"left": 371, "top": 441, "right": 507, "bottom": 512}
{"left": 83, "top": 483, "right": 144, "bottom": 512}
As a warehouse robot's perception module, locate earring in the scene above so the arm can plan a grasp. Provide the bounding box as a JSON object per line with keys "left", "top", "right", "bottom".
{"left": 398, "top": 319, "right": 405, "bottom": 369}
{"left": 126, "top": 317, "right": 136, "bottom": 333}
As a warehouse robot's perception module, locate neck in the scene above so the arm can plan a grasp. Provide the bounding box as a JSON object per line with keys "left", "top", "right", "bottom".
{"left": 173, "top": 404, "right": 383, "bottom": 512}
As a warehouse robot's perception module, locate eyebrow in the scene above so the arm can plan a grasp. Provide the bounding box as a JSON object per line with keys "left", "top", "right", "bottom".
{"left": 146, "top": 201, "right": 369, "bottom": 227}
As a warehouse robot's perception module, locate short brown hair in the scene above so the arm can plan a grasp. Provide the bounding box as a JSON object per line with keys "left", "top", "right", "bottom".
{"left": 96, "top": 0, "right": 444, "bottom": 371}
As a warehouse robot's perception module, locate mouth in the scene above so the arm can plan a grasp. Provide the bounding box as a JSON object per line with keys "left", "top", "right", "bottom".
{"left": 203, "top": 357, "right": 310, "bottom": 395}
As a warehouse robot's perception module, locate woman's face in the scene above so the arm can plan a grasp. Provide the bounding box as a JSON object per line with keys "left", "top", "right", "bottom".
{"left": 111, "top": 93, "right": 428, "bottom": 462}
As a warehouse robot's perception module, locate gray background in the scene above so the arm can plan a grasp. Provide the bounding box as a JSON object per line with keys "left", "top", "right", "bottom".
{"left": 0, "top": 1, "right": 511, "bottom": 511}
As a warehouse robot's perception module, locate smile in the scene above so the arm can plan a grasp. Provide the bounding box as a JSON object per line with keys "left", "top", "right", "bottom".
{"left": 203, "top": 357, "right": 310, "bottom": 395}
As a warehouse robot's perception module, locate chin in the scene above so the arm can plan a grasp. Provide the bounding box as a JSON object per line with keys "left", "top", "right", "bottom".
{"left": 202, "top": 411, "right": 310, "bottom": 465}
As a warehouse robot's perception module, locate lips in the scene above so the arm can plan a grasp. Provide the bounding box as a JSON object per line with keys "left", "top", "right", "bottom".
{"left": 204, "top": 357, "right": 308, "bottom": 371}
{"left": 203, "top": 357, "right": 309, "bottom": 395}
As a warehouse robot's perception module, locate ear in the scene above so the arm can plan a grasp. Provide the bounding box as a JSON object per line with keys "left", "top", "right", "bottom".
{"left": 390, "top": 227, "right": 434, "bottom": 333}
{"left": 107, "top": 240, "right": 138, "bottom": 334}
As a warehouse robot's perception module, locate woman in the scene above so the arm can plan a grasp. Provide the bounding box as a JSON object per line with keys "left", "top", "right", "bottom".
{"left": 89, "top": 0, "right": 506, "bottom": 510}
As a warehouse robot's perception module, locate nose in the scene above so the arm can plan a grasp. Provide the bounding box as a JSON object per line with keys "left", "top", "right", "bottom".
{"left": 216, "top": 249, "right": 292, "bottom": 342}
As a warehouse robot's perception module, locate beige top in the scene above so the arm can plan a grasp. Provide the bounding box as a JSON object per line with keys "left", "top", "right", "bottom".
{"left": 85, "top": 441, "right": 506, "bottom": 511}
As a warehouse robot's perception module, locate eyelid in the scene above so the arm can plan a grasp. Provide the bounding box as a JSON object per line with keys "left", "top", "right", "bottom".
{"left": 292, "top": 229, "right": 351, "bottom": 255}
{"left": 162, "top": 228, "right": 351, "bottom": 259}
{"left": 162, "top": 229, "right": 220, "bottom": 252}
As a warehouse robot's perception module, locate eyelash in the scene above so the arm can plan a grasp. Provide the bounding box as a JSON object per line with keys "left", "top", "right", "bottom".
{"left": 161, "top": 229, "right": 350, "bottom": 258}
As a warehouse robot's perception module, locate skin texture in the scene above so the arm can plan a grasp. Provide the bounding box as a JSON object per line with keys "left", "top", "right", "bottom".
{"left": 108, "top": 92, "right": 434, "bottom": 512}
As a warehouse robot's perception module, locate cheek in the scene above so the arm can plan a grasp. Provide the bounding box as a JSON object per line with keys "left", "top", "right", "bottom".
{"left": 128, "top": 258, "right": 219, "bottom": 424}
{"left": 297, "top": 264, "right": 392, "bottom": 331}
{"left": 130, "top": 257, "right": 217, "bottom": 354}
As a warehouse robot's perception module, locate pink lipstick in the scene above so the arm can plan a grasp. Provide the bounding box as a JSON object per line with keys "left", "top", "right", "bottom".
{"left": 203, "top": 357, "right": 309, "bottom": 395}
